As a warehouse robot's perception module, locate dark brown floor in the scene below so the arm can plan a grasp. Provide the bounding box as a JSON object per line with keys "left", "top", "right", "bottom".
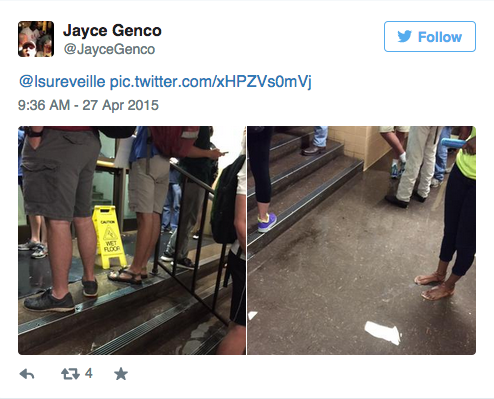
{"left": 247, "top": 154, "right": 476, "bottom": 355}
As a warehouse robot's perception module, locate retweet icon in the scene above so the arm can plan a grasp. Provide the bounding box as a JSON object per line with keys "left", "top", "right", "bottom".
{"left": 398, "top": 30, "right": 412, "bottom": 42}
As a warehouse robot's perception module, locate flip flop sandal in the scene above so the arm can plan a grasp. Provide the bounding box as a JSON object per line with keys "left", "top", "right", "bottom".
{"left": 141, "top": 273, "right": 149, "bottom": 280}
{"left": 108, "top": 269, "right": 142, "bottom": 285}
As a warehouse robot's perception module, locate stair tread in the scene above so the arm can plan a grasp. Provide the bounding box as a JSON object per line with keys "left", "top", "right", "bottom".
{"left": 247, "top": 155, "right": 359, "bottom": 235}
{"left": 247, "top": 139, "right": 340, "bottom": 190}
{"left": 22, "top": 271, "right": 220, "bottom": 355}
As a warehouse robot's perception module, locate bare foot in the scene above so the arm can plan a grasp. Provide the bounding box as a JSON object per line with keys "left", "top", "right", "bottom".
{"left": 414, "top": 272, "right": 446, "bottom": 285}
{"left": 421, "top": 283, "right": 455, "bottom": 301}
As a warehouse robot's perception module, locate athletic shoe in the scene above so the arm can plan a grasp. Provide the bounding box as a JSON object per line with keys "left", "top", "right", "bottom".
{"left": 31, "top": 244, "right": 48, "bottom": 259}
{"left": 258, "top": 213, "right": 277, "bottom": 233}
{"left": 173, "top": 257, "right": 195, "bottom": 270}
{"left": 160, "top": 251, "right": 174, "bottom": 262}
{"left": 385, "top": 195, "right": 409, "bottom": 209}
{"left": 192, "top": 231, "right": 200, "bottom": 240}
{"left": 399, "top": 161, "right": 406, "bottom": 177}
{"left": 82, "top": 278, "right": 98, "bottom": 297}
{"left": 390, "top": 164, "right": 399, "bottom": 179}
{"left": 430, "top": 178, "right": 442, "bottom": 188}
{"left": 24, "top": 289, "right": 75, "bottom": 313}
{"left": 18, "top": 240, "right": 40, "bottom": 251}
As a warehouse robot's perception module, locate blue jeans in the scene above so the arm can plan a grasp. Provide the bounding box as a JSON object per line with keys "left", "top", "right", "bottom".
{"left": 162, "top": 183, "right": 181, "bottom": 230}
{"left": 314, "top": 126, "right": 328, "bottom": 147}
{"left": 434, "top": 126, "right": 452, "bottom": 182}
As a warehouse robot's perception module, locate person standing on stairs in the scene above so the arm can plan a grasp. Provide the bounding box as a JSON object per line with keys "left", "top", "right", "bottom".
{"left": 302, "top": 126, "right": 328, "bottom": 156}
{"left": 217, "top": 132, "right": 247, "bottom": 355}
{"left": 161, "top": 127, "right": 225, "bottom": 268}
{"left": 385, "top": 126, "right": 443, "bottom": 209}
{"left": 414, "top": 127, "right": 476, "bottom": 300}
{"left": 380, "top": 126, "right": 410, "bottom": 178}
{"left": 247, "top": 127, "right": 277, "bottom": 233}
{"left": 22, "top": 126, "right": 101, "bottom": 312}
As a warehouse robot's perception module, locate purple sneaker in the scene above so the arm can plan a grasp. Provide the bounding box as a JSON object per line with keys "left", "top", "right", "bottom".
{"left": 258, "top": 213, "right": 277, "bottom": 233}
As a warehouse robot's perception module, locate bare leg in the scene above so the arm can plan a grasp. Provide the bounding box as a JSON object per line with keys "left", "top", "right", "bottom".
{"left": 140, "top": 212, "right": 162, "bottom": 275}
{"left": 396, "top": 131, "right": 406, "bottom": 149}
{"left": 125, "top": 212, "right": 162, "bottom": 277}
{"left": 73, "top": 216, "right": 96, "bottom": 283}
{"left": 414, "top": 260, "right": 448, "bottom": 285}
{"left": 422, "top": 273, "right": 460, "bottom": 301}
{"left": 257, "top": 202, "right": 270, "bottom": 221}
{"left": 40, "top": 216, "right": 48, "bottom": 247}
{"left": 46, "top": 219, "right": 72, "bottom": 299}
{"left": 380, "top": 132, "right": 406, "bottom": 159}
{"left": 28, "top": 215, "right": 42, "bottom": 242}
{"left": 216, "top": 323, "right": 246, "bottom": 355}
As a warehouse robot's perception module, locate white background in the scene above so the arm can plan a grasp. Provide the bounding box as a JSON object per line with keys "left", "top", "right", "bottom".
{"left": 3, "top": 1, "right": 492, "bottom": 398}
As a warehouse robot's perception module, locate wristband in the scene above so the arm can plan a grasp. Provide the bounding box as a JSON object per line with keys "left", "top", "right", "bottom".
{"left": 26, "top": 127, "right": 44, "bottom": 138}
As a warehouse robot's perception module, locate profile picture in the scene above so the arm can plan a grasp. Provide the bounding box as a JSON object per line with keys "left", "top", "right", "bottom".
{"left": 18, "top": 21, "right": 54, "bottom": 57}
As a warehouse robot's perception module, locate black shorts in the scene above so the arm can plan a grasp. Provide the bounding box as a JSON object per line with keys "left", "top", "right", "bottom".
{"left": 228, "top": 250, "right": 246, "bottom": 326}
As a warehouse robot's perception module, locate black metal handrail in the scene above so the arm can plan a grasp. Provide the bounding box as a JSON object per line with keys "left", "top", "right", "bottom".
{"left": 151, "top": 162, "right": 230, "bottom": 325}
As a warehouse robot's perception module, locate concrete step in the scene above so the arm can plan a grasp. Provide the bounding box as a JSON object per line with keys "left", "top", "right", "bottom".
{"left": 247, "top": 155, "right": 363, "bottom": 258}
{"left": 247, "top": 140, "right": 343, "bottom": 211}
{"left": 130, "top": 290, "right": 231, "bottom": 355}
{"left": 18, "top": 254, "right": 222, "bottom": 354}
{"left": 88, "top": 279, "right": 231, "bottom": 355}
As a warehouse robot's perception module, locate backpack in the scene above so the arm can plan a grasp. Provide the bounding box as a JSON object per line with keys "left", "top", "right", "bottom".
{"left": 94, "top": 126, "right": 136, "bottom": 138}
{"left": 210, "top": 155, "right": 246, "bottom": 244}
{"left": 148, "top": 126, "right": 200, "bottom": 158}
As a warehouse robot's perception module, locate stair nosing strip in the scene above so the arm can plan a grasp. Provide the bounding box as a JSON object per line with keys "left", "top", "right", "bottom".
{"left": 247, "top": 159, "right": 363, "bottom": 252}
{"left": 88, "top": 285, "right": 218, "bottom": 355}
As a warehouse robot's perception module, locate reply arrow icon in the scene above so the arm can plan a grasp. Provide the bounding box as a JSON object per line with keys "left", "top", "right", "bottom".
{"left": 20, "top": 369, "right": 34, "bottom": 379}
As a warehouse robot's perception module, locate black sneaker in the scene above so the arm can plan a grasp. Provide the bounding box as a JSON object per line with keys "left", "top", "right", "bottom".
{"left": 82, "top": 278, "right": 98, "bottom": 298}
{"left": 173, "top": 257, "right": 195, "bottom": 270}
{"left": 160, "top": 251, "right": 174, "bottom": 262}
{"left": 385, "top": 195, "right": 409, "bottom": 209}
{"left": 412, "top": 191, "right": 427, "bottom": 203}
{"left": 24, "top": 289, "right": 75, "bottom": 313}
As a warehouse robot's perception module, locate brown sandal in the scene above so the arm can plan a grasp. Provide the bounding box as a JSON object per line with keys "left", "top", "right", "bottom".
{"left": 108, "top": 269, "right": 142, "bottom": 285}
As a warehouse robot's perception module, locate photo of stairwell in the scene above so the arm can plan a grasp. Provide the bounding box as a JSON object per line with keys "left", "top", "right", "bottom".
{"left": 246, "top": 126, "right": 476, "bottom": 355}
{"left": 18, "top": 127, "right": 246, "bottom": 355}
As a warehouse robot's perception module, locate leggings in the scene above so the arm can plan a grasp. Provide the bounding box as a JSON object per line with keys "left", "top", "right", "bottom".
{"left": 439, "top": 164, "right": 476, "bottom": 276}
{"left": 247, "top": 127, "right": 273, "bottom": 203}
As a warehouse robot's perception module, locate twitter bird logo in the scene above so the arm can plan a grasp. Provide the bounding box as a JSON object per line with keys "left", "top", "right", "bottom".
{"left": 398, "top": 30, "right": 412, "bottom": 42}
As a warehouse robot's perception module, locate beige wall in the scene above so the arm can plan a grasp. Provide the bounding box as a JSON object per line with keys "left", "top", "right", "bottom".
{"left": 328, "top": 126, "right": 391, "bottom": 171}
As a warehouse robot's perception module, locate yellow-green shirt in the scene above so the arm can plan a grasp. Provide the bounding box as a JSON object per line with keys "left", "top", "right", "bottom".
{"left": 456, "top": 126, "right": 476, "bottom": 180}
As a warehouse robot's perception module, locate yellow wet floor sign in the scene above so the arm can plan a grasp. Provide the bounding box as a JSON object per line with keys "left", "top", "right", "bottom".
{"left": 92, "top": 206, "right": 127, "bottom": 269}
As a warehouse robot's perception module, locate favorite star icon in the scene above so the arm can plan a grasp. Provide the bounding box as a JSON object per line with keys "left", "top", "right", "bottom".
{"left": 114, "top": 367, "right": 128, "bottom": 380}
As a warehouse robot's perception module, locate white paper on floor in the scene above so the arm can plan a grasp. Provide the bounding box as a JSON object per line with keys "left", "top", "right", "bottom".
{"left": 248, "top": 311, "right": 258, "bottom": 321}
{"left": 364, "top": 321, "right": 401, "bottom": 346}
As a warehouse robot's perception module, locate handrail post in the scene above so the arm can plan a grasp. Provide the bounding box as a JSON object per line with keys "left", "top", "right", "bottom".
{"left": 212, "top": 243, "right": 228, "bottom": 311}
{"left": 191, "top": 188, "right": 209, "bottom": 294}
{"left": 172, "top": 175, "right": 188, "bottom": 276}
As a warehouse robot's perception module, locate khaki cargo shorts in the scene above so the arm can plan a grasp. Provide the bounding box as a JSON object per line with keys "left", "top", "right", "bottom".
{"left": 21, "top": 129, "right": 101, "bottom": 221}
{"left": 380, "top": 126, "right": 410, "bottom": 133}
{"left": 128, "top": 155, "right": 170, "bottom": 214}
